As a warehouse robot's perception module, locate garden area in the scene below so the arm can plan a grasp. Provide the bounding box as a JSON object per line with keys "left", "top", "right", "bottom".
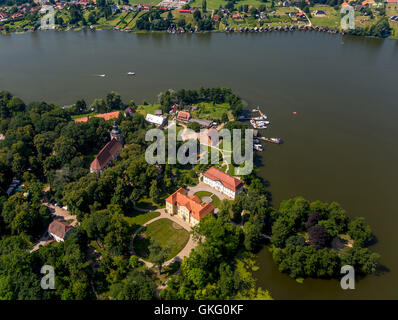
{"left": 133, "top": 218, "right": 190, "bottom": 262}
{"left": 194, "top": 191, "right": 221, "bottom": 208}
{"left": 123, "top": 210, "right": 161, "bottom": 233}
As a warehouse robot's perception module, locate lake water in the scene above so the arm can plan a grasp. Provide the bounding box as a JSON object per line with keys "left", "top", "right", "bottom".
{"left": 1, "top": 30, "right": 397, "bottom": 299}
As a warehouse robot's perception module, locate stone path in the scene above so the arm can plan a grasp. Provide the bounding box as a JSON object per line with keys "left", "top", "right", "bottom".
{"left": 187, "top": 182, "right": 229, "bottom": 201}
{"left": 130, "top": 209, "right": 198, "bottom": 269}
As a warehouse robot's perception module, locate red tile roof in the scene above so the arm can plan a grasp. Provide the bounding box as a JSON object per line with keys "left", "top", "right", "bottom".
{"left": 90, "top": 138, "right": 122, "bottom": 171}
{"left": 166, "top": 188, "right": 215, "bottom": 222}
{"left": 49, "top": 220, "right": 73, "bottom": 240}
{"left": 177, "top": 111, "right": 191, "bottom": 121}
{"left": 204, "top": 167, "right": 243, "bottom": 192}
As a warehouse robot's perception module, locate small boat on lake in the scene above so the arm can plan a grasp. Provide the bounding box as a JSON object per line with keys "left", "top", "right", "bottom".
{"left": 254, "top": 144, "right": 264, "bottom": 151}
{"left": 127, "top": 72, "right": 135, "bottom": 75}
{"left": 250, "top": 119, "right": 257, "bottom": 128}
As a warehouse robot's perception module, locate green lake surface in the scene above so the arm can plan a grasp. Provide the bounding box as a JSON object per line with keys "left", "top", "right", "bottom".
{"left": 0, "top": 30, "right": 397, "bottom": 299}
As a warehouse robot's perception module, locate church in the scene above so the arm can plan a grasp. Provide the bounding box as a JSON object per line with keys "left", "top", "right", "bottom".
{"left": 90, "top": 122, "right": 124, "bottom": 174}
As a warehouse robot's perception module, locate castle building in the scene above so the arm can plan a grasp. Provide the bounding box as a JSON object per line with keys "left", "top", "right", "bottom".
{"left": 203, "top": 167, "right": 244, "bottom": 199}
{"left": 165, "top": 188, "right": 215, "bottom": 226}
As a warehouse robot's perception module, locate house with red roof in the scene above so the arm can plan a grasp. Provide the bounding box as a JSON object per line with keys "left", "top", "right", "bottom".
{"left": 166, "top": 188, "right": 215, "bottom": 226}
{"left": 179, "top": 9, "right": 191, "bottom": 14}
{"left": 203, "top": 167, "right": 244, "bottom": 199}
{"left": 11, "top": 13, "right": 23, "bottom": 19}
{"left": 176, "top": 111, "right": 191, "bottom": 122}
{"left": 0, "top": 12, "right": 8, "bottom": 21}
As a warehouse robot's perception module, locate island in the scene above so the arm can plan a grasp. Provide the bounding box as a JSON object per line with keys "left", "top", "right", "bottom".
{"left": 0, "top": 87, "right": 380, "bottom": 300}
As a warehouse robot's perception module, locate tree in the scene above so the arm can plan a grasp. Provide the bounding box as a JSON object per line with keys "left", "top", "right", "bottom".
{"left": 271, "top": 217, "right": 294, "bottom": 248}
{"left": 109, "top": 270, "right": 155, "bottom": 300}
{"left": 348, "top": 217, "right": 372, "bottom": 247}
{"left": 149, "top": 180, "right": 160, "bottom": 204}
{"left": 305, "top": 211, "right": 321, "bottom": 230}
{"left": 148, "top": 240, "right": 169, "bottom": 273}
{"left": 243, "top": 221, "right": 263, "bottom": 252}
{"left": 308, "top": 225, "right": 331, "bottom": 249}
{"left": 82, "top": 211, "right": 111, "bottom": 248}
{"left": 202, "top": 0, "right": 207, "bottom": 12}
{"left": 221, "top": 112, "right": 229, "bottom": 123}
{"left": 106, "top": 91, "right": 122, "bottom": 110}
{"left": 88, "top": 11, "right": 97, "bottom": 25}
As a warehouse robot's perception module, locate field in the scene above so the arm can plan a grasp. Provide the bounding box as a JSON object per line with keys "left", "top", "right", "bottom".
{"left": 190, "top": 102, "right": 230, "bottom": 120}
{"left": 133, "top": 218, "right": 190, "bottom": 262}
{"left": 310, "top": 5, "right": 340, "bottom": 29}
{"left": 123, "top": 211, "right": 161, "bottom": 233}
{"left": 386, "top": 4, "right": 398, "bottom": 39}
{"left": 135, "top": 104, "right": 163, "bottom": 116}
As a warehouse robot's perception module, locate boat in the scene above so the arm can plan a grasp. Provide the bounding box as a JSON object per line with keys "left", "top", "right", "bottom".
{"left": 253, "top": 138, "right": 260, "bottom": 144}
{"left": 127, "top": 72, "right": 135, "bottom": 75}
{"left": 250, "top": 119, "right": 257, "bottom": 128}
{"left": 254, "top": 116, "right": 264, "bottom": 121}
{"left": 253, "top": 144, "right": 264, "bottom": 151}
{"left": 261, "top": 137, "right": 283, "bottom": 144}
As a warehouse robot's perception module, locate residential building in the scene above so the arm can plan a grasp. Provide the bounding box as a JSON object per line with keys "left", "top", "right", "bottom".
{"left": 170, "top": 104, "right": 178, "bottom": 115}
{"left": 203, "top": 167, "right": 244, "bottom": 199}
{"left": 165, "top": 188, "right": 215, "bottom": 226}
{"left": 176, "top": 111, "right": 191, "bottom": 122}
{"left": 90, "top": 122, "right": 123, "bottom": 174}
{"left": 49, "top": 220, "right": 73, "bottom": 242}
{"left": 145, "top": 113, "right": 168, "bottom": 126}
{"left": 124, "top": 106, "right": 136, "bottom": 116}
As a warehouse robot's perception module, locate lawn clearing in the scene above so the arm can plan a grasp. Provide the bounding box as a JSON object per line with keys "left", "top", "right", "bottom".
{"left": 124, "top": 211, "right": 161, "bottom": 233}
{"left": 194, "top": 191, "right": 221, "bottom": 208}
{"left": 133, "top": 218, "right": 190, "bottom": 262}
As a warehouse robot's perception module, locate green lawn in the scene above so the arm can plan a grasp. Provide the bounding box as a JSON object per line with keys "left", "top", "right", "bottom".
{"left": 124, "top": 211, "right": 160, "bottom": 233}
{"left": 133, "top": 218, "right": 190, "bottom": 262}
{"left": 191, "top": 102, "right": 230, "bottom": 121}
{"left": 135, "top": 104, "right": 163, "bottom": 116}
{"left": 194, "top": 191, "right": 221, "bottom": 208}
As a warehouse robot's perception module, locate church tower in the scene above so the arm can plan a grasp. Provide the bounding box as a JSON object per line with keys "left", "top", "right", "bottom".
{"left": 110, "top": 121, "right": 123, "bottom": 145}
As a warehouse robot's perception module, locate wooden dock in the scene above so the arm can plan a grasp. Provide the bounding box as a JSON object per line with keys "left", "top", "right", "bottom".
{"left": 258, "top": 137, "right": 283, "bottom": 144}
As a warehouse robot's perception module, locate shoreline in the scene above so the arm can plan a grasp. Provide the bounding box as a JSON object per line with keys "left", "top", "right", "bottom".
{"left": 1, "top": 26, "right": 393, "bottom": 41}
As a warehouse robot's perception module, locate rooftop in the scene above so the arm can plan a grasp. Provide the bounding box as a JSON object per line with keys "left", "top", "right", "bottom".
{"left": 204, "top": 167, "right": 243, "bottom": 192}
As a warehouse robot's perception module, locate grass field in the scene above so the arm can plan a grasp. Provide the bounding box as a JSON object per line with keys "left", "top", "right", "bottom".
{"left": 190, "top": 102, "right": 230, "bottom": 120}
{"left": 386, "top": 4, "right": 398, "bottom": 39}
{"left": 310, "top": 6, "right": 340, "bottom": 29}
{"left": 194, "top": 191, "right": 221, "bottom": 208}
{"left": 136, "top": 104, "right": 163, "bottom": 116}
{"left": 124, "top": 211, "right": 161, "bottom": 233}
{"left": 133, "top": 218, "right": 190, "bottom": 262}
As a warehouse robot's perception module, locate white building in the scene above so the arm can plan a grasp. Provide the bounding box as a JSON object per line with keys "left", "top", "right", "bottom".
{"left": 203, "top": 167, "right": 244, "bottom": 199}
{"left": 48, "top": 220, "right": 73, "bottom": 242}
{"left": 145, "top": 113, "right": 168, "bottom": 126}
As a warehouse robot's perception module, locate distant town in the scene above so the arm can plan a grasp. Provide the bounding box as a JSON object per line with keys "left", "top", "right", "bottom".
{"left": 0, "top": 0, "right": 396, "bottom": 39}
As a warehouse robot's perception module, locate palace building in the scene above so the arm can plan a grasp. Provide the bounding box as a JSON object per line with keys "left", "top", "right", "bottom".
{"left": 203, "top": 167, "right": 244, "bottom": 199}
{"left": 90, "top": 122, "right": 123, "bottom": 174}
{"left": 165, "top": 188, "right": 215, "bottom": 226}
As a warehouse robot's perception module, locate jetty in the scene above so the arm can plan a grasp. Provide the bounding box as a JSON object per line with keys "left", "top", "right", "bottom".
{"left": 258, "top": 137, "right": 283, "bottom": 144}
